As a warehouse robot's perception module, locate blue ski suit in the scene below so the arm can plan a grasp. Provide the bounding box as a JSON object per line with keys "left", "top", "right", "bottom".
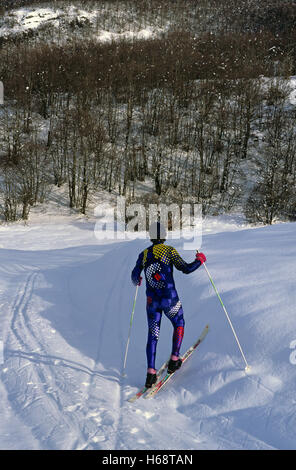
{"left": 131, "top": 241, "right": 202, "bottom": 370}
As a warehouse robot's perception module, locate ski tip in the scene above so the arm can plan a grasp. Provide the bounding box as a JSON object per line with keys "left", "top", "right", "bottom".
{"left": 128, "top": 397, "right": 136, "bottom": 403}
{"left": 128, "top": 391, "right": 141, "bottom": 403}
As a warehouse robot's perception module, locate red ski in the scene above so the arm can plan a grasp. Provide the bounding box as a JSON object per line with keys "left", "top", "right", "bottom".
{"left": 144, "top": 324, "right": 209, "bottom": 399}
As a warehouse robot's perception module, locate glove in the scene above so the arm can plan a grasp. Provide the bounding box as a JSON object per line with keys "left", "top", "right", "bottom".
{"left": 137, "top": 276, "right": 143, "bottom": 286}
{"left": 196, "top": 252, "right": 206, "bottom": 264}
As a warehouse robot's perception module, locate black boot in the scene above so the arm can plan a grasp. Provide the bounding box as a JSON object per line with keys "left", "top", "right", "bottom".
{"left": 145, "top": 372, "right": 157, "bottom": 388}
{"left": 167, "top": 358, "right": 182, "bottom": 374}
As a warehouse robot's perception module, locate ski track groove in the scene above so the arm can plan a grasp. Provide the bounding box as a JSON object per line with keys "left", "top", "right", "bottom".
{"left": 5, "top": 270, "right": 93, "bottom": 449}
{"left": 76, "top": 249, "right": 132, "bottom": 450}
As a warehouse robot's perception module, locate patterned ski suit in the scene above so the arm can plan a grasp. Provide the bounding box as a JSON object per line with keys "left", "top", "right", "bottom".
{"left": 131, "top": 242, "right": 202, "bottom": 370}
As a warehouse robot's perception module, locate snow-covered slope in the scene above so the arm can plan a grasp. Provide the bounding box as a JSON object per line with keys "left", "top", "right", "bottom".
{"left": 0, "top": 5, "right": 168, "bottom": 42}
{"left": 0, "top": 218, "right": 295, "bottom": 450}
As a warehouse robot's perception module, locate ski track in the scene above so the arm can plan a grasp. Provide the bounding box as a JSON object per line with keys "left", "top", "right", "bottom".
{"left": 2, "top": 246, "right": 132, "bottom": 450}
{"left": 5, "top": 272, "right": 81, "bottom": 443}
{"left": 78, "top": 249, "right": 131, "bottom": 450}
{"left": 4, "top": 270, "right": 88, "bottom": 449}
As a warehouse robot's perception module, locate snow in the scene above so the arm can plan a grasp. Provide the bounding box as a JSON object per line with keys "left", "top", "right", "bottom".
{"left": 0, "top": 5, "right": 167, "bottom": 42}
{"left": 0, "top": 208, "right": 296, "bottom": 450}
{"left": 288, "top": 76, "right": 296, "bottom": 105}
{"left": 0, "top": 7, "right": 62, "bottom": 36}
{"left": 97, "top": 27, "right": 162, "bottom": 43}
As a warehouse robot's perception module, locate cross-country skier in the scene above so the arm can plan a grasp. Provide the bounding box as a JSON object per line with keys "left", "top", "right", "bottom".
{"left": 131, "top": 221, "right": 206, "bottom": 388}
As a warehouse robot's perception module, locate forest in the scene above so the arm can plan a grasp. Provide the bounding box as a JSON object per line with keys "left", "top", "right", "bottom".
{"left": 0, "top": 0, "right": 296, "bottom": 224}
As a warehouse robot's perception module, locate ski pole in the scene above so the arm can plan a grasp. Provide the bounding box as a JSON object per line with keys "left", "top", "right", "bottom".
{"left": 122, "top": 284, "right": 139, "bottom": 377}
{"left": 198, "top": 252, "right": 251, "bottom": 372}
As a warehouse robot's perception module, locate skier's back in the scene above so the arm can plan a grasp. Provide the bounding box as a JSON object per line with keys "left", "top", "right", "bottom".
{"left": 131, "top": 222, "right": 206, "bottom": 388}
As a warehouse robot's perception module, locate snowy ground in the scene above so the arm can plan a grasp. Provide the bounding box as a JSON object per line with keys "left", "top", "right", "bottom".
{"left": 0, "top": 4, "right": 169, "bottom": 42}
{"left": 0, "top": 209, "right": 295, "bottom": 450}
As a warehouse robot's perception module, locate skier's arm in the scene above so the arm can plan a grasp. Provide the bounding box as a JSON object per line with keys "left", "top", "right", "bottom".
{"left": 170, "top": 247, "right": 204, "bottom": 274}
{"left": 131, "top": 252, "right": 144, "bottom": 286}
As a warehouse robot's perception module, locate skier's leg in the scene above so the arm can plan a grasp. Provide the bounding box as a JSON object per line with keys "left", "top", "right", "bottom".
{"left": 163, "top": 299, "right": 185, "bottom": 359}
{"left": 146, "top": 296, "right": 162, "bottom": 373}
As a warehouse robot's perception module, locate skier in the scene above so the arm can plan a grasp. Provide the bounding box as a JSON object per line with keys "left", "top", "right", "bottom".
{"left": 131, "top": 221, "right": 206, "bottom": 388}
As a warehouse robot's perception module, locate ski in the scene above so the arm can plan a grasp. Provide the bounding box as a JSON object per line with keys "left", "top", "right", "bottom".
{"left": 127, "top": 357, "right": 170, "bottom": 403}
{"left": 144, "top": 324, "right": 209, "bottom": 399}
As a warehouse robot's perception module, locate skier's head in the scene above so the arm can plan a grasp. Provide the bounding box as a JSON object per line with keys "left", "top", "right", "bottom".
{"left": 149, "top": 221, "right": 167, "bottom": 243}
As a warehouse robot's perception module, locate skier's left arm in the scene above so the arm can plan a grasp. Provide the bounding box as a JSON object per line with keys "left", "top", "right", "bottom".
{"left": 131, "top": 252, "right": 144, "bottom": 286}
{"left": 170, "top": 247, "right": 206, "bottom": 274}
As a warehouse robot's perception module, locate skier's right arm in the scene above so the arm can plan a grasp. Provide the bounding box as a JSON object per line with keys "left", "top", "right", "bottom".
{"left": 170, "top": 247, "right": 206, "bottom": 274}
{"left": 131, "top": 252, "right": 144, "bottom": 286}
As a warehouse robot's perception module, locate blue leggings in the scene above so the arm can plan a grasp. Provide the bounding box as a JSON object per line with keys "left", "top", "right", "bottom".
{"left": 146, "top": 295, "right": 185, "bottom": 370}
